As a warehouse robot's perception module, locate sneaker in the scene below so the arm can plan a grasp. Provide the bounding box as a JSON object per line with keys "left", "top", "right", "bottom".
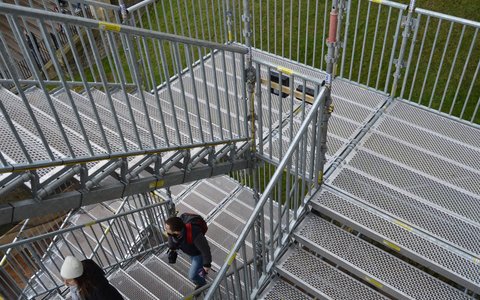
{"left": 198, "top": 268, "right": 207, "bottom": 279}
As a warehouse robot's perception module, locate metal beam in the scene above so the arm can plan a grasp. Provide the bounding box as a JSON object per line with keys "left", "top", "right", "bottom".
{"left": 0, "top": 160, "right": 250, "bottom": 225}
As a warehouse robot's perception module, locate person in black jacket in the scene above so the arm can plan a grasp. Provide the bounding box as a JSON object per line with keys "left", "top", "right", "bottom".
{"left": 60, "top": 256, "right": 124, "bottom": 300}
{"left": 166, "top": 216, "right": 212, "bottom": 289}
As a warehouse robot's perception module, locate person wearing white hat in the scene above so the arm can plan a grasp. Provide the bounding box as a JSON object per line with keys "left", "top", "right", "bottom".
{"left": 60, "top": 256, "right": 123, "bottom": 300}
{"left": 60, "top": 256, "right": 83, "bottom": 300}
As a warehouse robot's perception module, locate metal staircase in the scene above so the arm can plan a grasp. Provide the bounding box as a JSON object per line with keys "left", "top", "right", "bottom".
{"left": 1, "top": 0, "right": 480, "bottom": 299}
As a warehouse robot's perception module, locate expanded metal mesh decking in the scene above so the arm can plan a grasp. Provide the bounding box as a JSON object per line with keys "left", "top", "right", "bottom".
{"left": 276, "top": 247, "right": 388, "bottom": 300}
{"left": 311, "top": 189, "right": 480, "bottom": 294}
{"left": 295, "top": 214, "right": 473, "bottom": 299}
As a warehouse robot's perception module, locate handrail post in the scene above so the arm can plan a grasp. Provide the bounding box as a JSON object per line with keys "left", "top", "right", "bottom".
{"left": 225, "top": 0, "right": 234, "bottom": 43}
{"left": 317, "top": 0, "right": 339, "bottom": 186}
{"left": 204, "top": 88, "right": 327, "bottom": 299}
{"left": 391, "top": 0, "right": 416, "bottom": 98}
{"left": 242, "top": 0, "right": 264, "bottom": 285}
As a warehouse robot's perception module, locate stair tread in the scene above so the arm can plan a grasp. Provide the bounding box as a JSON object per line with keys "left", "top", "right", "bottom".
{"left": 126, "top": 261, "right": 182, "bottom": 299}
{"left": 259, "top": 277, "right": 312, "bottom": 300}
{"left": 143, "top": 255, "right": 194, "bottom": 296}
{"left": 55, "top": 89, "right": 140, "bottom": 151}
{"left": 277, "top": 247, "right": 387, "bottom": 300}
{"left": 328, "top": 167, "right": 480, "bottom": 257}
{"left": 109, "top": 269, "right": 157, "bottom": 300}
{"left": 312, "top": 189, "right": 480, "bottom": 293}
{"left": 295, "top": 213, "right": 472, "bottom": 300}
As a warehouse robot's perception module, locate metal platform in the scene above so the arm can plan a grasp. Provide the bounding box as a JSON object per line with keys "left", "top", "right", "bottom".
{"left": 259, "top": 48, "right": 480, "bottom": 298}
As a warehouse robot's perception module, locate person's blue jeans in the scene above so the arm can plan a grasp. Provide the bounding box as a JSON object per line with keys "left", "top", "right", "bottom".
{"left": 189, "top": 255, "right": 206, "bottom": 286}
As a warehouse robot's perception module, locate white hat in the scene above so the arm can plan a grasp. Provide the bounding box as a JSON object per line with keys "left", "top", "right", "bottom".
{"left": 60, "top": 256, "right": 83, "bottom": 279}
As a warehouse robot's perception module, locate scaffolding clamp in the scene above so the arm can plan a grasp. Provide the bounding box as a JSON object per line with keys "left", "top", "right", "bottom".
{"left": 245, "top": 65, "right": 256, "bottom": 85}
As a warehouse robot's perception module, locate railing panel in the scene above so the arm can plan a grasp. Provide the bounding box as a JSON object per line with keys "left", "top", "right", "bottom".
{"left": 128, "top": 0, "right": 228, "bottom": 44}
{"left": 339, "top": 0, "right": 406, "bottom": 93}
{"left": 0, "top": 193, "right": 169, "bottom": 299}
{"left": 206, "top": 87, "right": 329, "bottom": 299}
{"left": 399, "top": 9, "right": 480, "bottom": 124}
{"left": 0, "top": 2, "right": 249, "bottom": 173}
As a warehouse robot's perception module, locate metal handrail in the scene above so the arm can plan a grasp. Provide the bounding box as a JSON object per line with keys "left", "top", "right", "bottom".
{"left": 205, "top": 87, "right": 328, "bottom": 298}
{"left": 0, "top": 195, "right": 169, "bottom": 299}
{"left": 0, "top": 201, "right": 163, "bottom": 251}
{"left": 0, "top": 3, "right": 247, "bottom": 54}
{"left": 0, "top": 138, "right": 249, "bottom": 174}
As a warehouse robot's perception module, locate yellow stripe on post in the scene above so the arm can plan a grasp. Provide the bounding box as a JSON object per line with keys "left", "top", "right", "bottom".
{"left": 227, "top": 252, "right": 238, "bottom": 265}
{"left": 98, "top": 21, "right": 121, "bottom": 32}
{"left": 277, "top": 66, "right": 294, "bottom": 76}
{"left": 0, "top": 257, "right": 6, "bottom": 267}
{"left": 371, "top": 0, "right": 383, "bottom": 4}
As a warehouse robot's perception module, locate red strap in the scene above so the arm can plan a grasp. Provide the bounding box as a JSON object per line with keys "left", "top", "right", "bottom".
{"left": 185, "top": 223, "right": 193, "bottom": 244}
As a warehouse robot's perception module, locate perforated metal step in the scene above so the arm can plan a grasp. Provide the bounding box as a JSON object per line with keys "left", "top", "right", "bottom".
{"left": 109, "top": 269, "right": 157, "bottom": 300}
{"left": 54, "top": 89, "right": 139, "bottom": 151}
{"left": 143, "top": 254, "right": 194, "bottom": 296}
{"left": 276, "top": 247, "right": 387, "bottom": 299}
{"left": 311, "top": 189, "right": 480, "bottom": 294}
{"left": 258, "top": 277, "right": 312, "bottom": 300}
{"left": 328, "top": 167, "right": 480, "bottom": 257}
{"left": 114, "top": 91, "right": 208, "bottom": 144}
{"left": 295, "top": 213, "right": 472, "bottom": 299}
{"left": 126, "top": 261, "right": 182, "bottom": 299}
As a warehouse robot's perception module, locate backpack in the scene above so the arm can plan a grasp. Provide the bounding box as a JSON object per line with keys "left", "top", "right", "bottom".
{"left": 180, "top": 213, "right": 208, "bottom": 244}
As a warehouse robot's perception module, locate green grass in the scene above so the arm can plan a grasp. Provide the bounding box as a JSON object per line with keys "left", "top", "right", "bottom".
{"left": 76, "top": 0, "right": 479, "bottom": 124}
{"left": 244, "top": 0, "right": 480, "bottom": 123}
{"left": 128, "top": 0, "right": 479, "bottom": 122}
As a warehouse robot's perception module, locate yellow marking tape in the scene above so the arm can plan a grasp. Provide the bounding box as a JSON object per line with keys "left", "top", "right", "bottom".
{"left": 0, "top": 257, "right": 6, "bottom": 267}
{"left": 473, "top": 257, "right": 480, "bottom": 265}
{"left": 260, "top": 79, "right": 314, "bottom": 103}
{"left": 85, "top": 221, "right": 96, "bottom": 227}
{"left": 104, "top": 227, "right": 110, "bottom": 235}
{"left": 383, "top": 240, "right": 401, "bottom": 252}
{"left": 371, "top": 0, "right": 383, "bottom": 3}
{"left": 365, "top": 276, "right": 384, "bottom": 289}
{"left": 394, "top": 220, "right": 412, "bottom": 232}
{"left": 277, "top": 66, "right": 294, "bottom": 75}
{"left": 98, "top": 22, "right": 121, "bottom": 32}
{"left": 184, "top": 296, "right": 193, "bottom": 300}
{"left": 227, "top": 251, "right": 238, "bottom": 265}
{"left": 149, "top": 179, "right": 165, "bottom": 189}
{"left": 228, "top": 31, "right": 233, "bottom": 42}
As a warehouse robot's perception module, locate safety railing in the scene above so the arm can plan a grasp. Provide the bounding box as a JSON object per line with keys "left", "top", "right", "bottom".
{"left": 126, "top": 0, "right": 231, "bottom": 45}
{"left": 126, "top": 0, "right": 479, "bottom": 124}
{"left": 0, "top": 0, "right": 122, "bottom": 79}
{"left": 205, "top": 86, "right": 330, "bottom": 299}
{"left": 0, "top": 193, "right": 169, "bottom": 299}
{"left": 397, "top": 7, "right": 480, "bottom": 123}
{"left": 0, "top": 2, "right": 248, "bottom": 154}
{"left": 0, "top": 2, "right": 251, "bottom": 216}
